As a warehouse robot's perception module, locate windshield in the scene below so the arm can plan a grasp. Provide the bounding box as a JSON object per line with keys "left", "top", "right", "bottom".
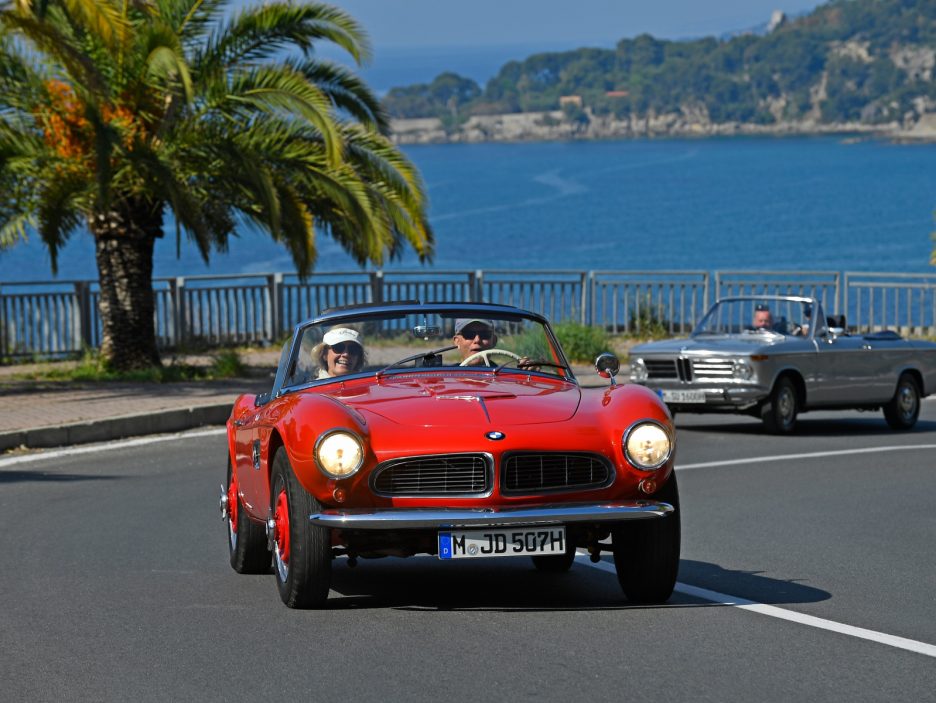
{"left": 280, "top": 309, "right": 571, "bottom": 390}
{"left": 693, "top": 298, "right": 816, "bottom": 337}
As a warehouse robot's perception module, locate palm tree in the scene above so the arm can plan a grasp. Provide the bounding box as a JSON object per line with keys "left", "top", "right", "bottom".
{"left": 0, "top": 0, "right": 433, "bottom": 370}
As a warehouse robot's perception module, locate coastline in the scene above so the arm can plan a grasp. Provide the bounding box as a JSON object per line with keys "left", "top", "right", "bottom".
{"left": 390, "top": 111, "right": 936, "bottom": 145}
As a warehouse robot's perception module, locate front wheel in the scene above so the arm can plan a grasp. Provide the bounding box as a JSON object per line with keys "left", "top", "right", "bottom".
{"left": 883, "top": 373, "right": 921, "bottom": 430}
{"left": 761, "top": 376, "right": 798, "bottom": 434}
{"left": 224, "top": 459, "right": 270, "bottom": 574}
{"left": 270, "top": 448, "right": 331, "bottom": 608}
{"left": 612, "top": 474, "right": 681, "bottom": 604}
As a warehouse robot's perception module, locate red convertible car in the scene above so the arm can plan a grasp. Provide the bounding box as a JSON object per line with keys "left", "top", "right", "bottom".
{"left": 221, "top": 302, "right": 679, "bottom": 608}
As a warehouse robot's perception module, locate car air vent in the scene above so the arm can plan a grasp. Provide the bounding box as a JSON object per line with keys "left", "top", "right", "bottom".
{"left": 691, "top": 358, "right": 734, "bottom": 378}
{"left": 372, "top": 455, "right": 491, "bottom": 496}
{"left": 645, "top": 359, "right": 678, "bottom": 378}
{"left": 502, "top": 453, "right": 612, "bottom": 494}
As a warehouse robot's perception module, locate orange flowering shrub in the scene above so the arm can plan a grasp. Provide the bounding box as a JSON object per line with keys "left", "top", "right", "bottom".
{"left": 36, "top": 80, "right": 146, "bottom": 168}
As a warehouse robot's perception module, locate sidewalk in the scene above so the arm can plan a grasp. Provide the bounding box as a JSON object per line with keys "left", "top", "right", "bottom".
{"left": 0, "top": 351, "right": 279, "bottom": 452}
{"left": 0, "top": 352, "right": 604, "bottom": 452}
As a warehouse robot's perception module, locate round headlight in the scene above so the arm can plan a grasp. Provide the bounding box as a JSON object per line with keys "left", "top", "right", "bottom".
{"left": 733, "top": 359, "right": 754, "bottom": 380}
{"left": 630, "top": 358, "right": 648, "bottom": 382}
{"left": 315, "top": 430, "right": 364, "bottom": 478}
{"left": 624, "top": 421, "right": 672, "bottom": 470}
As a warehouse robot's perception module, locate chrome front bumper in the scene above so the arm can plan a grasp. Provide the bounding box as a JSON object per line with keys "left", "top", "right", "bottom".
{"left": 309, "top": 500, "right": 673, "bottom": 530}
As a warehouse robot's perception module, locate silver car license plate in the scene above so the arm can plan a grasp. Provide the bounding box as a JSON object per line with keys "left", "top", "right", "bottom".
{"left": 662, "top": 389, "right": 706, "bottom": 403}
{"left": 438, "top": 527, "right": 566, "bottom": 559}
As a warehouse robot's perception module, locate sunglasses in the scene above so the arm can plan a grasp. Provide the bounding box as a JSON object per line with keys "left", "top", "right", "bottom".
{"left": 459, "top": 328, "right": 493, "bottom": 340}
{"left": 329, "top": 342, "right": 359, "bottom": 354}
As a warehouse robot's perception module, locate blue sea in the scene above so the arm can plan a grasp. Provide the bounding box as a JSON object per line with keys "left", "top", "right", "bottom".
{"left": 2, "top": 136, "right": 935, "bottom": 283}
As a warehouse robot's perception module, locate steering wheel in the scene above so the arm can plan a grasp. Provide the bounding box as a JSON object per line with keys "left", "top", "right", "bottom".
{"left": 459, "top": 348, "right": 522, "bottom": 366}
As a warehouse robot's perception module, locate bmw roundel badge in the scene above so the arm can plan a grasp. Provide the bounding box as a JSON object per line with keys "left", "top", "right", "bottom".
{"left": 486, "top": 431, "right": 506, "bottom": 440}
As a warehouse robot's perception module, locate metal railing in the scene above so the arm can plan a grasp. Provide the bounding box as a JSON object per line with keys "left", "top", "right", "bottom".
{"left": 2, "top": 269, "right": 934, "bottom": 358}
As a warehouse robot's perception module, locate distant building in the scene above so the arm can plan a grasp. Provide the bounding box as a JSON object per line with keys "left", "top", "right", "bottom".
{"left": 605, "top": 90, "right": 629, "bottom": 98}
{"left": 767, "top": 10, "right": 786, "bottom": 33}
{"left": 559, "top": 95, "right": 583, "bottom": 108}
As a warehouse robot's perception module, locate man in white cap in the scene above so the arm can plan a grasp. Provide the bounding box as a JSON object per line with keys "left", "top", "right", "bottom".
{"left": 315, "top": 327, "right": 366, "bottom": 378}
{"left": 452, "top": 318, "right": 497, "bottom": 366}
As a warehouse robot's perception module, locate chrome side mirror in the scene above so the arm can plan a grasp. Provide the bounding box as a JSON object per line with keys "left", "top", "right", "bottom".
{"left": 595, "top": 353, "right": 620, "bottom": 386}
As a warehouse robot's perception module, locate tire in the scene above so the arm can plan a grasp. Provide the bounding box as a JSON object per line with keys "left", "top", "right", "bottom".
{"left": 531, "top": 544, "right": 577, "bottom": 573}
{"left": 270, "top": 448, "right": 331, "bottom": 608}
{"left": 612, "top": 474, "right": 681, "bottom": 604}
{"left": 883, "top": 373, "right": 921, "bottom": 430}
{"left": 225, "top": 459, "right": 270, "bottom": 574}
{"left": 761, "top": 376, "right": 798, "bottom": 434}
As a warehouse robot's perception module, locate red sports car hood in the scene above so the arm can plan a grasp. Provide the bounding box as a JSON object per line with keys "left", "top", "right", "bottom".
{"left": 323, "top": 373, "right": 581, "bottom": 427}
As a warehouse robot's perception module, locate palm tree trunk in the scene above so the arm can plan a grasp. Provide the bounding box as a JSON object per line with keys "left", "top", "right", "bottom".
{"left": 90, "top": 201, "right": 163, "bottom": 370}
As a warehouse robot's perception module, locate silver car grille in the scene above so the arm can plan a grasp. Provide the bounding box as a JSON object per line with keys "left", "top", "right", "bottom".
{"left": 647, "top": 358, "right": 693, "bottom": 381}
{"left": 372, "top": 454, "right": 491, "bottom": 496}
{"left": 502, "top": 453, "right": 612, "bottom": 494}
{"left": 691, "top": 358, "right": 735, "bottom": 378}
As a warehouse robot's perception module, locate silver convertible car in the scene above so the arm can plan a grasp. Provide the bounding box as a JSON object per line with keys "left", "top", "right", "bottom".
{"left": 628, "top": 295, "right": 936, "bottom": 433}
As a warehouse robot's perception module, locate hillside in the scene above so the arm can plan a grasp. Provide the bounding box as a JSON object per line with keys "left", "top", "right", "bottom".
{"left": 383, "top": 0, "right": 936, "bottom": 142}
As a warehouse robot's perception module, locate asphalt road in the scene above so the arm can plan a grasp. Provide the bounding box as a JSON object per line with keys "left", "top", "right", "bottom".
{"left": 2, "top": 402, "right": 935, "bottom": 702}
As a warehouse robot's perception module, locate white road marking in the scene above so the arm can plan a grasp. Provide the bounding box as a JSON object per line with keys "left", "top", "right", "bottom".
{"left": 0, "top": 428, "right": 225, "bottom": 469}
{"left": 676, "top": 444, "right": 936, "bottom": 471}
{"left": 584, "top": 558, "right": 936, "bottom": 658}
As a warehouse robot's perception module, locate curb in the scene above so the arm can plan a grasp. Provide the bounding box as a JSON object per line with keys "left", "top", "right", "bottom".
{"left": 0, "top": 402, "right": 232, "bottom": 452}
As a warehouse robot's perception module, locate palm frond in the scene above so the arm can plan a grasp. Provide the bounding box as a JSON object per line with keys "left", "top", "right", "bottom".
{"left": 194, "top": 1, "right": 370, "bottom": 82}
{"left": 288, "top": 57, "right": 388, "bottom": 133}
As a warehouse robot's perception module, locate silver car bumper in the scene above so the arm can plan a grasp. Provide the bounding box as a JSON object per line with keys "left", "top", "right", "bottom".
{"left": 310, "top": 500, "right": 673, "bottom": 530}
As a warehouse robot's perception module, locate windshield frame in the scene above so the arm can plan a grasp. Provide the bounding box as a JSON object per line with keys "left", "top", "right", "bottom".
{"left": 268, "top": 302, "right": 575, "bottom": 401}
{"left": 691, "top": 295, "right": 823, "bottom": 339}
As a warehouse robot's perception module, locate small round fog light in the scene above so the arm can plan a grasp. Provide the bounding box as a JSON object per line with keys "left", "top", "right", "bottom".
{"left": 638, "top": 479, "right": 657, "bottom": 495}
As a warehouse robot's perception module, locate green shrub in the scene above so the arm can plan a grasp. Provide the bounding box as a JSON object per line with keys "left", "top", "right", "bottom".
{"left": 552, "top": 321, "right": 610, "bottom": 363}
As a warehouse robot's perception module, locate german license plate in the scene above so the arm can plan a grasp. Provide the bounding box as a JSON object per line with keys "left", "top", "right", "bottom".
{"left": 438, "top": 526, "right": 566, "bottom": 560}
{"left": 662, "top": 389, "right": 706, "bottom": 403}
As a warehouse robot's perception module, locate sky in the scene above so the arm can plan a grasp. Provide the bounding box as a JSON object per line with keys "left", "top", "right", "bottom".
{"left": 289, "top": 1, "right": 829, "bottom": 90}
{"left": 319, "top": 1, "right": 827, "bottom": 48}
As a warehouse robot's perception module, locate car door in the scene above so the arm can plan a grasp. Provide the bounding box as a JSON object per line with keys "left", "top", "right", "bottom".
{"left": 231, "top": 398, "right": 265, "bottom": 518}
{"left": 812, "top": 331, "right": 877, "bottom": 405}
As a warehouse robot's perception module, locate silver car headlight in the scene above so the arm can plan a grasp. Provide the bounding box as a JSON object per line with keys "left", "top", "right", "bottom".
{"left": 733, "top": 359, "right": 754, "bottom": 380}
{"left": 630, "top": 358, "right": 648, "bottom": 382}
{"left": 315, "top": 430, "right": 364, "bottom": 478}
{"left": 623, "top": 421, "right": 672, "bottom": 470}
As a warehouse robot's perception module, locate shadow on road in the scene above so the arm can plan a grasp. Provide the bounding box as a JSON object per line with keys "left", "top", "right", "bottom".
{"left": 677, "top": 559, "right": 830, "bottom": 605}
{"left": 0, "top": 469, "right": 121, "bottom": 484}
{"left": 678, "top": 416, "right": 936, "bottom": 437}
{"left": 315, "top": 554, "right": 830, "bottom": 611}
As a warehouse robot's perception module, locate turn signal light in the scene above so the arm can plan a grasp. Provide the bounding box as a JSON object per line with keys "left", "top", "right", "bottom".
{"left": 639, "top": 479, "right": 657, "bottom": 495}
{"left": 333, "top": 487, "right": 347, "bottom": 503}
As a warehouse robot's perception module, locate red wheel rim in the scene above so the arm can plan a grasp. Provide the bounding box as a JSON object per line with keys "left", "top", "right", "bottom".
{"left": 227, "top": 472, "right": 238, "bottom": 526}
{"left": 274, "top": 489, "right": 290, "bottom": 564}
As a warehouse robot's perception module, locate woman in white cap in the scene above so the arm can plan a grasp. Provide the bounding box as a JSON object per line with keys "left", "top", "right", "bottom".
{"left": 313, "top": 327, "right": 366, "bottom": 378}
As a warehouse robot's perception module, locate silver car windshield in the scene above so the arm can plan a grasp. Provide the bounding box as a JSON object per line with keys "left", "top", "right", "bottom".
{"left": 693, "top": 298, "right": 816, "bottom": 337}
{"left": 281, "top": 310, "right": 570, "bottom": 389}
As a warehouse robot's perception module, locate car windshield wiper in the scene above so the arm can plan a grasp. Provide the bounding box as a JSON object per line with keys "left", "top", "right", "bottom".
{"left": 375, "top": 345, "right": 457, "bottom": 378}
{"left": 493, "top": 358, "right": 570, "bottom": 376}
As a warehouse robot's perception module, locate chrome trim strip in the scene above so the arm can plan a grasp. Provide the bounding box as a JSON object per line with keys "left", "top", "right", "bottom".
{"left": 369, "top": 452, "right": 495, "bottom": 498}
{"left": 309, "top": 500, "right": 673, "bottom": 529}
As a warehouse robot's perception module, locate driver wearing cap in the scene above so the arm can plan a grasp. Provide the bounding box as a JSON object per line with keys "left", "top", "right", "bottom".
{"left": 314, "top": 327, "right": 366, "bottom": 378}
{"left": 452, "top": 318, "right": 497, "bottom": 366}
{"left": 452, "top": 318, "right": 537, "bottom": 369}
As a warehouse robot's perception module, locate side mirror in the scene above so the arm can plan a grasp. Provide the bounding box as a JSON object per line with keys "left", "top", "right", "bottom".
{"left": 595, "top": 353, "right": 620, "bottom": 385}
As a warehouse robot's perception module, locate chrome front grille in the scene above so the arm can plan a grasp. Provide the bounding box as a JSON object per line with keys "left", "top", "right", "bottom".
{"left": 647, "top": 358, "right": 692, "bottom": 381}
{"left": 502, "top": 453, "right": 612, "bottom": 494}
{"left": 645, "top": 359, "right": 678, "bottom": 378}
{"left": 691, "top": 357, "right": 734, "bottom": 378}
{"left": 372, "top": 454, "right": 491, "bottom": 496}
